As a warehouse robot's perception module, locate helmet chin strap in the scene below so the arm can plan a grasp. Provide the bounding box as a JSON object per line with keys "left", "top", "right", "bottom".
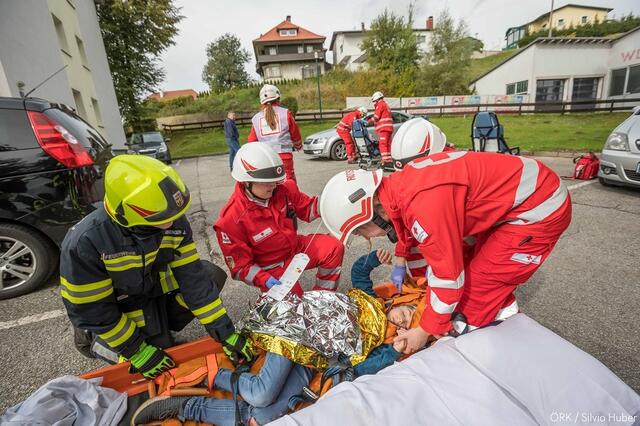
{"left": 371, "top": 213, "right": 398, "bottom": 243}
{"left": 245, "top": 182, "right": 270, "bottom": 202}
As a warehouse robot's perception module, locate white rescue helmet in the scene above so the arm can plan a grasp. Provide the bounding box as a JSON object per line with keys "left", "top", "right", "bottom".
{"left": 391, "top": 118, "right": 448, "bottom": 170}
{"left": 259, "top": 84, "right": 281, "bottom": 105}
{"left": 319, "top": 169, "right": 383, "bottom": 243}
{"left": 231, "top": 143, "right": 285, "bottom": 183}
{"left": 357, "top": 106, "right": 368, "bottom": 116}
{"left": 371, "top": 91, "right": 384, "bottom": 103}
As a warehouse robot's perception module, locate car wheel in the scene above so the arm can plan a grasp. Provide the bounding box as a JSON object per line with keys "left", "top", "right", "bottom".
{"left": 598, "top": 177, "right": 613, "bottom": 187}
{"left": 0, "top": 223, "right": 58, "bottom": 300}
{"left": 330, "top": 140, "right": 347, "bottom": 161}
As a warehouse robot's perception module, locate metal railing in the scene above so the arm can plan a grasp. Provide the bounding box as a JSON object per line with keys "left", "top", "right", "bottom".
{"left": 161, "top": 97, "right": 639, "bottom": 134}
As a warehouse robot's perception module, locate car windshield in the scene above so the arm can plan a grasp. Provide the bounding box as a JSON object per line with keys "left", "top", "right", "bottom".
{"left": 141, "top": 133, "right": 163, "bottom": 146}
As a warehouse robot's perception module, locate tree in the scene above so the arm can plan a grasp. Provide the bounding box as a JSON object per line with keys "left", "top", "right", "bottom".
{"left": 361, "top": 6, "right": 419, "bottom": 75}
{"left": 416, "top": 10, "right": 475, "bottom": 96}
{"left": 96, "top": 0, "right": 182, "bottom": 129}
{"left": 202, "top": 34, "right": 251, "bottom": 92}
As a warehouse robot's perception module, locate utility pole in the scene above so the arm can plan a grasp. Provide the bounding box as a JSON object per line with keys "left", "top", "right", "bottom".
{"left": 314, "top": 51, "right": 323, "bottom": 119}
{"left": 548, "top": 0, "right": 554, "bottom": 37}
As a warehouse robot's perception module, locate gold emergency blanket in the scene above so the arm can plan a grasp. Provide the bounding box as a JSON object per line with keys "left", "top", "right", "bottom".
{"left": 241, "top": 289, "right": 386, "bottom": 369}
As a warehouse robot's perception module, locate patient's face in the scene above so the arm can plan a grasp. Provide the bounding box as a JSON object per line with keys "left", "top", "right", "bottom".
{"left": 387, "top": 305, "right": 415, "bottom": 330}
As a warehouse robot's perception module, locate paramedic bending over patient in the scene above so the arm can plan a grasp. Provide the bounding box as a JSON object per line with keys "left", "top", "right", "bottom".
{"left": 214, "top": 143, "right": 344, "bottom": 297}
{"left": 319, "top": 151, "right": 572, "bottom": 354}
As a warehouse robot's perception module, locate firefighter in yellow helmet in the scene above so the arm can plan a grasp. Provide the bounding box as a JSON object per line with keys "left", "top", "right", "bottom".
{"left": 60, "top": 155, "right": 252, "bottom": 378}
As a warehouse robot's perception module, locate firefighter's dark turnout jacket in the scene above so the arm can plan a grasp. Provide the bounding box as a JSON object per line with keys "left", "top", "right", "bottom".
{"left": 59, "top": 206, "right": 233, "bottom": 359}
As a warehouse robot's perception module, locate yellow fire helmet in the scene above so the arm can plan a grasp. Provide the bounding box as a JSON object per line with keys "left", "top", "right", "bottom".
{"left": 103, "top": 155, "right": 191, "bottom": 227}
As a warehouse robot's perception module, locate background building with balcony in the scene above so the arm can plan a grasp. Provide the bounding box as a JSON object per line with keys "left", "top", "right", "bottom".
{"left": 505, "top": 4, "right": 612, "bottom": 49}
{"left": 0, "top": 0, "right": 126, "bottom": 149}
{"left": 330, "top": 17, "right": 435, "bottom": 72}
{"left": 253, "top": 15, "right": 327, "bottom": 82}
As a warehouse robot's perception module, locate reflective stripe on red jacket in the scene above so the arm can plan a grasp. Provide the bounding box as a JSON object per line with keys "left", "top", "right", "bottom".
{"left": 336, "top": 110, "right": 362, "bottom": 133}
{"left": 370, "top": 100, "right": 393, "bottom": 133}
{"left": 377, "top": 151, "right": 570, "bottom": 334}
{"left": 214, "top": 181, "right": 319, "bottom": 291}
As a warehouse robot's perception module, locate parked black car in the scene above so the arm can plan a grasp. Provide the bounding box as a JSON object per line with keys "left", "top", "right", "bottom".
{"left": 0, "top": 97, "right": 112, "bottom": 299}
{"left": 127, "top": 131, "right": 172, "bottom": 164}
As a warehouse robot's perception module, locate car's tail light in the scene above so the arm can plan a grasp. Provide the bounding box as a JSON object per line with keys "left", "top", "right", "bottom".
{"left": 27, "top": 111, "right": 93, "bottom": 168}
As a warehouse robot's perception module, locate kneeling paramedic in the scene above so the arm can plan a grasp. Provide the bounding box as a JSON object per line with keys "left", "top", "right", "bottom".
{"left": 60, "top": 156, "right": 252, "bottom": 379}
{"left": 319, "top": 151, "right": 572, "bottom": 354}
{"left": 215, "top": 143, "right": 344, "bottom": 297}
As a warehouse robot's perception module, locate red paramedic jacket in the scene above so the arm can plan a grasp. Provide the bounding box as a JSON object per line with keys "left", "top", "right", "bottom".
{"left": 214, "top": 180, "right": 319, "bottom": 291}
{"left": 337, "top": 110, "right": 362, "bottom": 133}
{"left": 247, "top": 103, "right": 302, "bottom": 147}
{"left": 377, "top": 151, "right": 570, "bottom": 335}
{"left": 369, "top": 99, "right": 393, "bottom": 134}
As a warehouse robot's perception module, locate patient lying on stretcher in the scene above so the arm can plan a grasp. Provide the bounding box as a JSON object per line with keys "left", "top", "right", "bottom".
{"left": 131, "top": 249, "right": 425, "bottom": 426}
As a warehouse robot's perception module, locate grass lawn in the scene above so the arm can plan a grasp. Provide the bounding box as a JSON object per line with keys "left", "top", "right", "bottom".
{"left": 167, "top": 120, "right": 337, "bottom": 159}
{"left": 167, "top": 113, "right": 628, "bottom": 158}
{"left": 430, "top": 112, "right": 627, "bottom": 152}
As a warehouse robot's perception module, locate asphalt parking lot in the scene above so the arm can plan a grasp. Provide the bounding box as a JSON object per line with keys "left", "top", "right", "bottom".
{"left": 0, "top": 151, "right": 638, "bottom": 412}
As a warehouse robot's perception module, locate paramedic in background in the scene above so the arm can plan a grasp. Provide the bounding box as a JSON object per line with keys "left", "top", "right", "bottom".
{"left": 223, "top": 111, "right": 240, "bottom": 171}
{"left": 248, "top": 84, "right": 302, "bottom": 182}
{"left": 336, "top": 106, "right": 368, "bottom": 164}
{"left": 368, "top": 91, "right": 394, "bottom": 170}
{"left": 319, "top": 151, "right": 572, "bottom": 353}
{"left": 214, "top": 143, "right": 344, "bottom": 296}
{"left": 60, "top": 156, "right": 253, "bottom": 380}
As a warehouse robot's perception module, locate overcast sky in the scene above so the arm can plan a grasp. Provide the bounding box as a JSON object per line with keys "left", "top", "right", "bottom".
{"left": 158, "top": 0, "right": 638, "bottom": 92}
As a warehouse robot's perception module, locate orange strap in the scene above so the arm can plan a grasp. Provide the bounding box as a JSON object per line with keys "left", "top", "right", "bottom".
{"left": 206, "top": 353, "right": 218, "bottom": 392}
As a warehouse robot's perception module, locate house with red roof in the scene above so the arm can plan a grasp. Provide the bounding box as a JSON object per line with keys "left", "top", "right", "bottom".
{"left": 253, "top": 15, "right": 327, "bottom": 82}
{"left": 147, "top": 89, "right": 198, "bottom": 102}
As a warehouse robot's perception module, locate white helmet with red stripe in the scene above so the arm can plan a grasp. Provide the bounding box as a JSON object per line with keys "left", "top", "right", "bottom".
{"left": 391, "top": 118, "right": 447, "bottom": 170}
{"left": 231, "top": 143, "right": 285, "bottom": 183}
{"left": 371, "top": 91, "right": 384, "bottom": 102}
{"left": 357, "top": 106, "right": 368, "bottom": 116}
{"left": 259, "top": 84, "right": 281, "bottom": 105}
{"left": 319, "top": 169, "right": 383, "bottom": 243}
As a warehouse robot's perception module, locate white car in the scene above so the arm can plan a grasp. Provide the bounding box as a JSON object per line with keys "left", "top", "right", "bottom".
{"left": 303, "top": 112, "right": 413, "bottom": 160}
{"left": 598, "top": 106, "right": 640, "bottom": 188}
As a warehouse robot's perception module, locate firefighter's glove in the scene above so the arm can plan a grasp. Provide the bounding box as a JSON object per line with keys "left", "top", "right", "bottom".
{"left": 129, "top": 342, "right": 175, "bottom": 379}
{"left": 390, "top": 265, "right": 406, "bottom": 291}
{"left": 266, "top": 276, "right": 281, "bottom": 289}
{"left": 223, "top": 332, "right": 254, "bottom": 365}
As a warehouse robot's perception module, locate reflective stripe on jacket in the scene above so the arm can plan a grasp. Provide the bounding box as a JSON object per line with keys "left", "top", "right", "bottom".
{"left": 250, "top": 105, "right": 293, "bottom": 153}
{"left": 59, "top": 207, "right": 232, "bottom": 358}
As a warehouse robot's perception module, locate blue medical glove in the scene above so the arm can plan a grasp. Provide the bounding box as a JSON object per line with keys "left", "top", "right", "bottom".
{"left": 266, "top": 276, "right": 281, "bottom": 289}
{"left": 390, "top": 265, "right": 406, "bottom": 291}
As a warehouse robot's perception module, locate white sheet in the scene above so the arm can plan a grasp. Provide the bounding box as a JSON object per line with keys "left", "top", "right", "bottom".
{"left": 268, "top": 314, "right": 640, "bottom": 426}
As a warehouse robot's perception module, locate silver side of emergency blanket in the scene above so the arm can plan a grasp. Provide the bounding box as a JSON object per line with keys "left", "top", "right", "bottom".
{"left": 0, "top": 375, "right": 127, "bottom": 426}
{"left": 268, "top": 314, "right": 640, "bottom": 426}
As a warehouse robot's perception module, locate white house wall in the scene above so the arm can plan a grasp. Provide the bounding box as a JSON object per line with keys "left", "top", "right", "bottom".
{"left": 605, "top": 29, "right": 640, "bottom": 100}
{"left": 531, "top": 44, "right": 610, "bottom": 101}
{"left": 473, "top": 47, "right": 535, "bottom": 96}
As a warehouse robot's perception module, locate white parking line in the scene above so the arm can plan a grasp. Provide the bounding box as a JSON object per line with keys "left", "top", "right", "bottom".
{"left": 567, "top": 179, "right": 599, "bottom": 191}
{"left": 0, "top": 309, "right": 66, "bottom": 331}
{"left": 175, "top": 160, "right": 182, "bottom": 167}
{"left": 0, "top": 177, "right": 598, "bottom": 332}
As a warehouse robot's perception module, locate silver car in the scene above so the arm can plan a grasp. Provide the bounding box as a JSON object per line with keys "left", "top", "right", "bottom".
{"left": 598, "top": 106, "right": 640, "bottom": 189}
{"left": 303, "top": 111, "right": 413, "bottom": 160}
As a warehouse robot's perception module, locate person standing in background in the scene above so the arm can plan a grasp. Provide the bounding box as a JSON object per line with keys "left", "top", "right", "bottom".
{"left": 248, "top": 84, "right": 302, "bottom": 182}
{"left": 224, "top": 111, "right": 240, "bottom": 171}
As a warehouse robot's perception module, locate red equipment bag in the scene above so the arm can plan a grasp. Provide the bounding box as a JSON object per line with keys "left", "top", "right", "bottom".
{"left": 571, "top": 152, "right": 600, "bottom": 180}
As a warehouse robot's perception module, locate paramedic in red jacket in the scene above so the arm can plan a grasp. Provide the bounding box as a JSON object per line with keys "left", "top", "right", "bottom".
{"left": 248, "top": 84, "right": 302, "bottom": 182}
{"left": 336, "top": 106, "right": 368, "bottom": 164}
{"left": 319, "top": 151, "right": 572, "bottom": 353}
{"left": 214, "top": 143, "right": 344, "bottom": 297}
{"left": 368, "top": 91, "right": 394, "bottom": 168}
